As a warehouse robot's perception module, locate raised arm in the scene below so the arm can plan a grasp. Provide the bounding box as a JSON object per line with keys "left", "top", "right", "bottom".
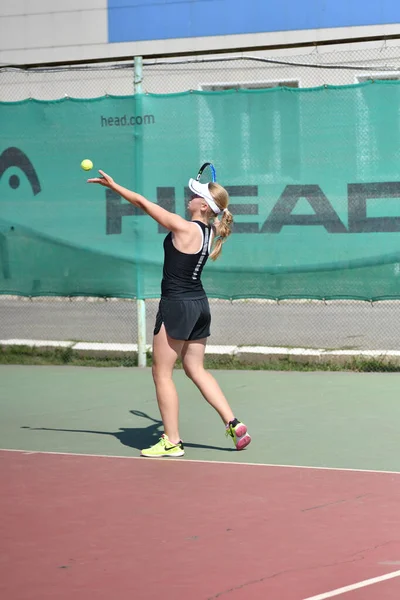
{"left": 88, "top": 170, "right": 190, "bottom": 233}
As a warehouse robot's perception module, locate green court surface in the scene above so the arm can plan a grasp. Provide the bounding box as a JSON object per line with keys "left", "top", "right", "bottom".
{"left": 1, "top": 364, "right": 400, "bottom": 472}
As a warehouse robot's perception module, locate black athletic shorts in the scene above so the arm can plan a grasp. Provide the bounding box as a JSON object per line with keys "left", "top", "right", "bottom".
{"left": 154, "top": 297, "right": 211, "bottom": 341}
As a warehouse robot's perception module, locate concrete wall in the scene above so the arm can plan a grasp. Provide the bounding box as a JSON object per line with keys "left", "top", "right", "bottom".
{"left": 0, "top": 0, "right": 399, "bottom": 66}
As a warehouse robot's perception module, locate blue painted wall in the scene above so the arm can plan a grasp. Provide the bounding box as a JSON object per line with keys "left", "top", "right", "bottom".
{"left": 108, "top": 0, "right": 400, "bottom": 44}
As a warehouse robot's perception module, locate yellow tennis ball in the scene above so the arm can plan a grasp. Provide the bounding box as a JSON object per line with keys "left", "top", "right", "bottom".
{"left": 81, "top": 159, "right": 93, "bottom": 171}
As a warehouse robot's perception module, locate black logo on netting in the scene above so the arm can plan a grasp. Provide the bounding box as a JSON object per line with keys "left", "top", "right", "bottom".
{"left": 0, "top": 147, "right": 41, "bottom": 195}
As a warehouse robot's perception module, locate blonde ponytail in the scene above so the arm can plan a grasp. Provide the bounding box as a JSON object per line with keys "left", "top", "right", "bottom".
{"left": 207, "top": 183, "right": 233, "bottom": 261}
{"left": 210, "top": 209, "right": 233, "bottom": 260}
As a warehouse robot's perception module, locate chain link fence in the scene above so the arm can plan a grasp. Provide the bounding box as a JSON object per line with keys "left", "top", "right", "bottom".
{"left": 2, "top": 39, "right": 400, "bottom": 363}
{"left": 2, "top": 39, "right": 400, "bottom": 101}
{"left": 2, "top": 296, "right": 400, "bottom": 351}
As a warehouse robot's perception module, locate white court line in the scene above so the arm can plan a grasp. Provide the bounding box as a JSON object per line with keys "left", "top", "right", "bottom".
{"left": 303, "top": 569, "right": 400, "bottom": 599}
{"left": 0, "top": 448, "right": 400, "bottom": 475}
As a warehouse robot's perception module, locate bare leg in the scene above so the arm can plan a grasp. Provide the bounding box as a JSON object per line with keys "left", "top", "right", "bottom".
{"left": 181, "top": 339, "right": 235, "bottom": 424}
{"left": 152, "top": 324, "right": 185, "bottom": 443}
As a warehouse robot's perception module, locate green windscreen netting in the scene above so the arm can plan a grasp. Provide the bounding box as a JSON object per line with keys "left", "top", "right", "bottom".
{"left": 1, "top": 81, "right": 400, "bottom": 300}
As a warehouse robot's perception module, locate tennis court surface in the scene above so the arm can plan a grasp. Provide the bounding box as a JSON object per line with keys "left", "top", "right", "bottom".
{"left": 2, "top": 365, "right": 400, "bottom": 600}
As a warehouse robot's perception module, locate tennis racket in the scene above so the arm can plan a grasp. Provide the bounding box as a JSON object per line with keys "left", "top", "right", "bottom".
{"left": 196, "top": 162, "right": 217, "bottom": 184}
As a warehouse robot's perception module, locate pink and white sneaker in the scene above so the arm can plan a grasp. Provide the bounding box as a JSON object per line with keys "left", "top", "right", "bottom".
{"left": 226, "top": 418, "right": 251, "bottom": 450}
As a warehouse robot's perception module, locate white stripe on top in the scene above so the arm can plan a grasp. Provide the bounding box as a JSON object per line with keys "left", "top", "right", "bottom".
{"left": 192, "top": 225, "right": 210, "bottom": 280}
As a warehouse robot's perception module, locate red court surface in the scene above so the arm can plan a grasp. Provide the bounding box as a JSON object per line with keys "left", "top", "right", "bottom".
{"left": 1, "top": 449, "right": 400, "bottom": 600}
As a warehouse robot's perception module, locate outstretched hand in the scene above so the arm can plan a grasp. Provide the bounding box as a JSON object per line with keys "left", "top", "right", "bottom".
{"left": 87, "top": 170, "right": 115, "bottom": 188}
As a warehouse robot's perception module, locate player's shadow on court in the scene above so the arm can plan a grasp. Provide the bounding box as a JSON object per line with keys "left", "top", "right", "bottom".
{"left": 21, "top": 409, "right": 235, "bottom": 453}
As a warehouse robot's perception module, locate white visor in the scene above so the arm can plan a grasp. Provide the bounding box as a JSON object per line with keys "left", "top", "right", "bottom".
{"left": 188, "top": 178, "right": 221, "bottom": 214}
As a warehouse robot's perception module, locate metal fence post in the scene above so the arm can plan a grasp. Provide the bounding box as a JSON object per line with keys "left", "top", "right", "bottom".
{"left": 134, "top": 56, "right": 147, "bottom": 367}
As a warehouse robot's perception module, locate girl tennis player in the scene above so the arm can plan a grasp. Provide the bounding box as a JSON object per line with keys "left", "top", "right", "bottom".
{"left": 88, "top": 169, "right": 251, "bottom": 457}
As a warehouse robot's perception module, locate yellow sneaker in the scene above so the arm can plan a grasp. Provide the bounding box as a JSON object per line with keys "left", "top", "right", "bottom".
{"left": 141, "top": 434, "right": 185, "bottom": 458}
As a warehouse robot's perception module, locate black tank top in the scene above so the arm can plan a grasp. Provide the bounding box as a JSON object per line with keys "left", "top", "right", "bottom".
{"left": 161, "top": 221, "right": 212, "bottom": 299}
